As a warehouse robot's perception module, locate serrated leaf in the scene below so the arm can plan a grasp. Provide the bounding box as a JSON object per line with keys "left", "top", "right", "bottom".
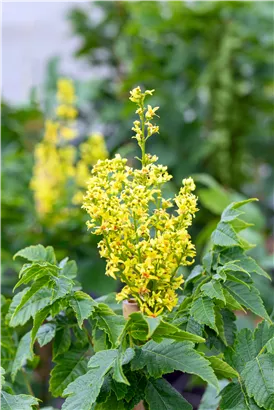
{"left": 221, "top": 199, "right": 257, "bottom": 223}
{"left": 254, "top": 321, "right": 274, "bottom": 354}
{"left": 222, "top": 288, "right": 244, "bottom": 312}
{"left": 11, "top": 332, "right": 34, "bottom": 381}
{"left": 220, "top": 247, "right": 271, "bottom": 280}
{"left": 211, "top": 222, "right": 241, "bottom": 247}
{"left": 125, "top": 313, "right": 205, "bottom": 343}
{"left": 153, "top": 320, "right": 205, "bottom": 343}
{"left": 242, "top": 354, "right": 274, "bottom": 409}
{"left": 186, "top": 317, "right": 204, "bottom": 337}
{"left": 220, "top": 382, "right": 261, "bottom": 410}
{"left": 9, "top": 288, "right": 53, "bottom": 328}
{"left": 203, "top": 252, "right": 213, "bottom": 273}
{"left": 51, "top": 276, "right": 74, "bottom": 301}
{"left": 37, "top": 323, "right": 56, "bottom": 347}
{"left": 92, "top": 306, "right": 126, "bottom": 348}
{"left": 69, "top": 291, "right": 96, "bottom": 328}
{"left": 124, "top": 372, "right": 147, "bottom": 409}
{"left": 61, "top": 260, "right": 78, "bottom": 279}
{"left": 206, "top": 356, "right": 239, "bottom": 379}
{"left": 1, "top": 391, "right": 39, "bottom": 410}
{"left": 217, "top": 261, "right": 250, "bottom": 277}
{"left": 190, "top": 297, "right": 217, "bottom": 332}
{"left": 225, "top": 329, "right": 256, "bottom": 373}
{"left": 131, "top": 339, "right": 218, "bottom": 389}
{"left": 14, "top": 262, "right": 59, "bottom": 290}
{"left": 62, "top": 349, "right": 133, "bottom": 410}
{"left": 53, "top": 327, "right": 71, "bottom": 359}
{"left": 30, "top": 305, "right": 52, "bottom": 347}
{"left": 221, "top": 310, "right": 236, "bottom": 346}
{"left": 265, "top": 338, "right": 274, "bottom": 353}
{"left": 11, "top": 277, "right": 52, "bottom": 320}
{"left": 224, "top": 281, "right": 271, "bottom": 322}
{"left": 201, "top": 280, "right": 226, "bottom": 302}
{"left": 215, "top": 309, "right": 227, "bottom": 345}
{"left": 185, "top": 265, "right": 204, "bottom": 285}
{"left": 96, "top": 392, "right": 125, "bottom": 410}
{"left": 112, "top": 348, "right": 135, "bottom": 385}
{"left": 145, "top": 378, "right": 192, "bottom": 410}
{"left": 50, "top": 349, "right": 89, "bottom": 397}
{"left": 14, "top": 244, "right": 55, "bottom": 263}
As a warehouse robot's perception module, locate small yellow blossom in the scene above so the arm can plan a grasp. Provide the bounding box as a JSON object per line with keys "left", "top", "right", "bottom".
{"left": 83, "top": 87, "right": 198, "bottom": 316}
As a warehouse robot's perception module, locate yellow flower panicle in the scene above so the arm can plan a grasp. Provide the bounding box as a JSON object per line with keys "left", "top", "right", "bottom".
{"left": 83, "top": 87, "right": 198, "bottom": 317}
{"left": 31, "top": 78, "right": 108, "bottom": 219}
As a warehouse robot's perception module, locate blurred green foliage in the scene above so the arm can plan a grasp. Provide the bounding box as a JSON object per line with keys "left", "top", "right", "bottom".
{"left": 68, "top": 1, "right": 273, "bottom": 191}
{"left": 2, "top": 1, "right": 273, "bottom": 310}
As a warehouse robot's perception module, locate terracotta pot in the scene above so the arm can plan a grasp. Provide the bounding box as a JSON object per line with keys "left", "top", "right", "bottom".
{"left": 123, "top": 299, "right": 145, "bottom": 410}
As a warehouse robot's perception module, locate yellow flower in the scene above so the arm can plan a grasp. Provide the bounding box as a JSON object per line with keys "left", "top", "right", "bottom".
{"left": 83, "top": 87, "right": 198, "bottom": 316}
{"left": 57, "top": 78, "right": 76, "bottom": 105}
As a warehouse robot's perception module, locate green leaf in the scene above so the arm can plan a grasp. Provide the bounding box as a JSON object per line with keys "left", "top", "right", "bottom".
{"left": 211, "top": 222, "right": 241, "bottom": 247}
{"left": 62, "top": 349, "right": 134, "bottom": 410}
{"left": 9, "top": 288, "right": 52, "bottom": 327}
{"left": 96, "top": 393, "right": 125, "bottom": 410}
{"left": 221, "top": 199, "right": 258, "bottom": 223}
{"left": 190, "top": 297, "right": 217, "bottom": 332}
{"left": 51, "top": 276, "right": 74, "bottom": 301}
{"left": 112, "top": 348, "right": 135, "bottom": 385}
{"left": 60, "top": 260, "right": 78, "bottom": 279}
{"left": 206, "top": 356, "right": 239, "bottom": 379}
{"left": 145, "top": 378, "right": 192, "bottom": 410}
{"left": 92, "top": 305, "right": 126, "bottom": 348}
{"left": 123, "top": 372, "right": 147, "bottom": 409}
{"left": 53, "top": 327, "right": 71, "bottom": 359}
{"left": 217, "top": 261, "right": 250, "bottom": 277}
{"left": 1, "top": 367, "right": 5, "bottom": 388}
{"left": 153, "top": 320, "right": 205, "bottom": 343}
{"left": 1, "top": 391, "right": 39, "bottom": 410}
{"left": 199, "top": 381, "right": 228, "bottom": 410}
{"left": 185, "top": 265, "right": 203, "bottom": 285}
{"left": 14, "top": 244, "right": 56, "bottom": 264}
{"left": 265, "top": 338, "right": 274, "bottom": 354}
{"left": 131, "top": 339, "right": 218, "bottom": 389}
{"left": 242, "top": 354, "right": 274, "bottom": 409}
{"left": 201, "top": 280, "right": 226, "bottom": 303}
{"left": 222, "top": 288, "right": 244, "bottom": 312}
{"left": 225, "top": 329, "right": 256, "bottom": 373}
{"left": 220, "top": 382, "right": 261, "bottom": 410}
{"left": 37, "top": 323, "right": 56, "bottom": 347}
{"left": 220, "top": 247, "right": 271, "bottom": 280}
{"left": 11, "top": 332, "right": 34, "bottom": 381}
{"left": 125, "top": 313, "right": 205, "bottom": 343}
{"left": 11, "top": 277, "right": 52, "bottom": 321}
{"left": 69, "top": 291, "right": 96, "bottom": 328}
{"left": 50, "top": 349, "right": 89, "bottom": 397}
{"left": 224, "top": 281, "right": 271, "bottom": 322}
{"left": 14, "top": 262, "right": 59, "bottom": 290}
{"left": 95, "top": 293, "right": 122, "bottom": 315}
{"left": 254, "top": 321, "right": 274, "bottom": 354}
{"left": 221, "top": 310, "right": 236, "bottom": 346}
{"left": 31, "top": 305, "right": 52, "bottom": 347}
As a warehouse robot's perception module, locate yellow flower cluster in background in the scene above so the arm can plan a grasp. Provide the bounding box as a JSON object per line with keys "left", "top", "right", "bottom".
{"left": 83, "top": 87, "right": 198, "bottom": 316}
{"left": 31, "top": 78, "right": 108, "bottom": 220}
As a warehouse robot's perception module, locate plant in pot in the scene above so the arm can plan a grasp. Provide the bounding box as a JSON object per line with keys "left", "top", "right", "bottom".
{"left": 1, "top": 87, "right": 273, "bottom": 410}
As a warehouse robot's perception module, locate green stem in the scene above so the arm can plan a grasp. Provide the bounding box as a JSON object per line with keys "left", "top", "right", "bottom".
{"left": 21, "top": 368, "right": 36, "bottom": 400}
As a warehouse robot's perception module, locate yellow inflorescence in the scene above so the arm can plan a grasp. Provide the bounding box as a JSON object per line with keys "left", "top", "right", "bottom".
{"left": 83, "top": 87, "right": 198, "bottom": 316}
{"left": 31, "top": 78, "right": 108, "bottom": 219}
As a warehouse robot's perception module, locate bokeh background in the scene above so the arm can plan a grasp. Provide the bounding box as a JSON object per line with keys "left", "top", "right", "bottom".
{"left": 2, "top": 1, "right": 274, "bottom": 408}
